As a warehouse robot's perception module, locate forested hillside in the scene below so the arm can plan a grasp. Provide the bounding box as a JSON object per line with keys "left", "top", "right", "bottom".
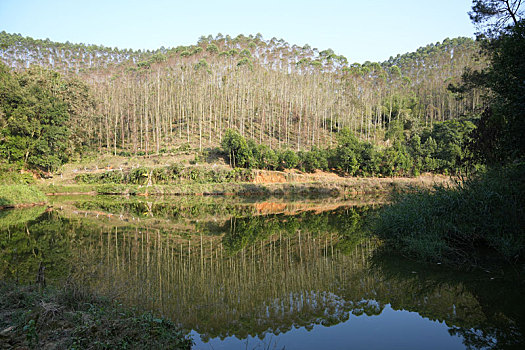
{"left": 0, "top": 32, "right": 486, "bottom": 159}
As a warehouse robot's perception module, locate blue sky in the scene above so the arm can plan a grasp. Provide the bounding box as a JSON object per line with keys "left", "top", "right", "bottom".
{"left": 0, "top": 0, "right": 475, "bottom": 63}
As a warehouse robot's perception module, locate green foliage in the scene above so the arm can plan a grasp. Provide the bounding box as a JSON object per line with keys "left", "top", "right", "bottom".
{"left": 375, "top": 163, "right": 525, "bottom": 265}
{"left": 298, "top": 147, "right": 328, "bottom": 172}
{"left": 206, "top": 43, "right": 219, "bottom": 54}
{"left": 0, "top": 64, "right": 86, "bottom": 172}
{"left": 96, "top": 183, "right": 129, "bottom": 195}
{"left": 426, "top": 119, "right": 476, "bottom": 174}
{"left": 469, "top": 0, "right": 523, "bottom": 36}
{"left": 74, "top": 164, "right": 254, "bottom": 186}
{"left": 249, "top": 144, "right": 278, "bottom": 170}
{"left": 277, "top": 149, "right": 299, "bottom": 170}
{"left": 239, "top": 49, "right": 251, "bottom": 57}
{"left": 333, "top": 128, "right": 361, "bottom": 175}
{"left": 216, "top": 124, "right": 478, "bottom": 177}
{"left": 135, "top": 53, "right": 167, "bottom": 69}
{"left": 221, "top": 129, "right": 251, "bottom": 168}
{"left": 192, "top": 46, "right": 203, "bottom": 55}
{"left": 237, "top": 57, "right": 253, "bottom": 69}
{"left": 128, "top": 167, "right": 150, "bottom": 185}
{"left": 473, "top": 21, "right": 525, "bottom": 164}
{"left": 359, "top": 143, "right": 380, "bottom": 175}
{"left": 0, "top": 184, "right": 47, "bottom": 207}
{"left": 194, "top": 59, "right": 210, "bottom": 72}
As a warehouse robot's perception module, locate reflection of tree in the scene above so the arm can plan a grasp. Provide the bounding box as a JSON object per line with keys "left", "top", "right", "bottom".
{"left": 2, "top": 203, "right": 523, "bottom": 349}
{"left": 66, "top": 206, "right": 380, "bottom": 340}
{"left": 370, "top": 251, "right": 525, "bottom": 350}
{"left": 0, "top": 210, "right": 76, "bottom": 283}
{"left": 0, "top": 206, "right": 46, "bottom": 228}
{"left": 221, "top": 206, "right": 373, "bottom": 254}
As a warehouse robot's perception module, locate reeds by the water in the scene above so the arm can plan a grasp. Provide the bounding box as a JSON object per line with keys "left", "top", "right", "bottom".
{"left": 375, "top": 163, "right": 524, "bottom": 267}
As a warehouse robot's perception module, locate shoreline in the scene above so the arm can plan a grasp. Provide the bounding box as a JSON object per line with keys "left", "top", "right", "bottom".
{"left": 0, "top": 201, "right": 48, "bottom": 210}
{"left": 41, "top": 174, "right": 452, "bottom": 197}
{"left": 1, "top": 174, "right": 452, "bottom": 210}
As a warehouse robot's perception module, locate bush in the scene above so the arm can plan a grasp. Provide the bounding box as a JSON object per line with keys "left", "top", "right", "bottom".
{"left": 277, "top": 149, "right": 299, "bottom": 170}
{"left": 298, "top": 147, "right": 328, "bottom": 172}
{"left": 375, "top": 163, "right": 525, "bottom": 266}
{"left": 251, "top": 144, "right": 278, "bottom": 170}
{"left": 128, "top": 167, "right": 150, "bottom": 184}
{"left": 221, "top": 129, "right": 251, "bottom": 168}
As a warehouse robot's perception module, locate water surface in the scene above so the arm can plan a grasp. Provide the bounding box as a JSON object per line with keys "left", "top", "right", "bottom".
{"left": 1, "top": 195, "right": 523, "bottom": 349}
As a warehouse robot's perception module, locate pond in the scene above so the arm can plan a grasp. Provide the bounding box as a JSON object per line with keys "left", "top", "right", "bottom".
{"left": 1, "top": 195, "right": 523, "bottom": 349}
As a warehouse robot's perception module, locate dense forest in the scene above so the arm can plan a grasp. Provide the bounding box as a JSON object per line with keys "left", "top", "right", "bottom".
{"left": 0, "top": 30, "right": 487, "bottom": 175}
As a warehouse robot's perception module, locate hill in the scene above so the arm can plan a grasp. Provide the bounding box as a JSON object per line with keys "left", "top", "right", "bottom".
{"left": 0, "top": 32, "right": 485, "bottom": 156}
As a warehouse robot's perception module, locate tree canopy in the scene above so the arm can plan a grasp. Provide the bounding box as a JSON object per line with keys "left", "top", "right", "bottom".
{"left": 0, "top": 63, "right": 93, "bottom": 172}
{"left": 463, "top": 0, "right": 525, "bottom": 164}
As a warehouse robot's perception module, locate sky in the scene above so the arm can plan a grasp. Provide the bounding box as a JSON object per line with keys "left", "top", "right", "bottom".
{"left": 0, "top": 0, "right": 476, "bottom": 63}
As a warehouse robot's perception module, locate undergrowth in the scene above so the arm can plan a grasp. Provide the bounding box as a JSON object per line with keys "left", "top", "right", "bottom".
{"left": 375, "top": 162, "right": 525, "bottom": 267}
{"left": 0, "top": 184, "right": 47, "bottom": 207}
{"left": 0, "top": 281, "right": 193, "bottom": 349}
{"left": 75, "top": 165, "right": 254, "bottom": 185}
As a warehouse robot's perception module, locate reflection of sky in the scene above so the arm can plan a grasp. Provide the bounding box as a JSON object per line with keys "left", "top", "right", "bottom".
{"left": 191, "top": 304, "right": 465, "bottom": 350}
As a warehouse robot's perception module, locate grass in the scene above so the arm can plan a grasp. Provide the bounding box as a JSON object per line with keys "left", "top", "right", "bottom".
{"left": 0, "top": 184, "right": 48, "bottom": 207}
{"left": 374, "top": 162, "right": 525, "bottom": 267}
{"left": 0, "top": 205, "right": 47, "bottom": 227}
{"left": 0, "top": 281, "right": 193, "bottom": 349}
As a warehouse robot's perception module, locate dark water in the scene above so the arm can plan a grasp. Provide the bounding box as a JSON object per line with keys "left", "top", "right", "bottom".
{"left": 1, "top": 195, "right": 523, "bottom": 349}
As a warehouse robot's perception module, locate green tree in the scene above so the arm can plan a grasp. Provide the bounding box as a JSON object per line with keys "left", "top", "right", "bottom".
{"left": 470, "top": 0, "right": 523, "bottom": 36}
{"left": 221, "top": 129, "right": 250, "bottom": 168}
{"left": 430, "top": 119, "right": 476, "bottom": 174}
{"left": 465, "top": 1, "right": 524, "bottom": 164}
{"left": 251, "top": 144, "right": 278, "bottom": 170}
{"left": 333, "top": 128, "right": 361, "bottom": 175}
{"left": 277, "top": 149, "right": 299, "bottom": 170}
{"left": 206, "top": 43, "right": 219, "bottom": 54}
{"left": 0, "top": 64, "right": 71, "bottom": 172}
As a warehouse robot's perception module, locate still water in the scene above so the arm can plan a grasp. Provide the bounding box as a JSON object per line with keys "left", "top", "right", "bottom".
{"left": 1, "top": 195, "right": 523, "bottom": 349}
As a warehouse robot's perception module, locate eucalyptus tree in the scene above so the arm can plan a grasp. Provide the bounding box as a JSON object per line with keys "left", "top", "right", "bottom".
{"left": 0, "top": 32, "right": 485, "bottom": 158}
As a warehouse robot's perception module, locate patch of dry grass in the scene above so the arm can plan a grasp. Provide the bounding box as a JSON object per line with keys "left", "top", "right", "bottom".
{"left": 0, "top": 281, "right": 193, "bottom": 349}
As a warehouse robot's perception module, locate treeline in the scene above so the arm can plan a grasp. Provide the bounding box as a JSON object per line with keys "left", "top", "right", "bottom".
{"left": 221, "top": 118, "right": 477, "bottom": 177}
{"left": 0, "top": 52, "right": 478, "bottom": 177}
{"left": 0, "top": 32, "right": 486, "bottom": 157}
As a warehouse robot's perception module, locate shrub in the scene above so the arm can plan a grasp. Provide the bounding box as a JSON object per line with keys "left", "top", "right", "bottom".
{"left": 375, "top": 163, "right": 525, "bottom": 266}
{"left": 277, "top": 149, "right": 299, "bottom": 170}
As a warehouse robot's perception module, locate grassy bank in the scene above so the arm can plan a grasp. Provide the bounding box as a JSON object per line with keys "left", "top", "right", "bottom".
{"left": 0, "top": 184, "right": 47, "bottom": 208}
{"left": 0, "top": 282, "right": 193, "bottom": 349}
{"left": 41, "top": 172, "right": 450, "bottom": 198}
{"left": 375, "top": 163, "right": 525, "bottom": 267}
{"left": 43, "top": 182, "right": 344, "bottom": 197}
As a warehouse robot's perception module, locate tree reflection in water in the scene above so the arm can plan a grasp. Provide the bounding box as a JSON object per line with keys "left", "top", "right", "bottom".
{"left": 0, "top": 197, "right": 523, "bottom": 349}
